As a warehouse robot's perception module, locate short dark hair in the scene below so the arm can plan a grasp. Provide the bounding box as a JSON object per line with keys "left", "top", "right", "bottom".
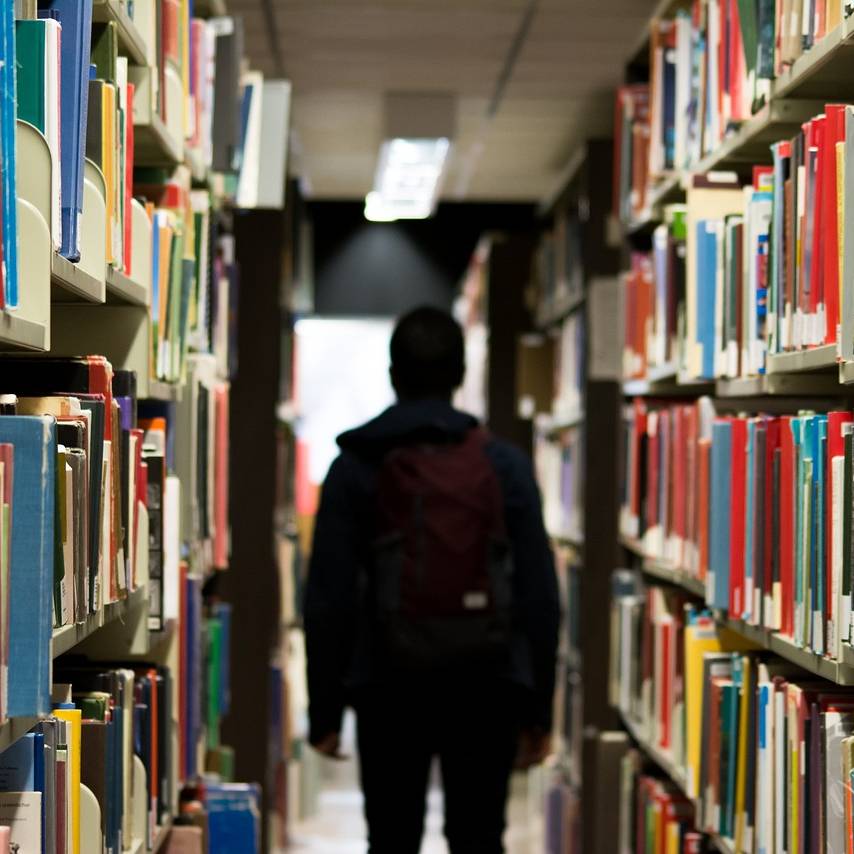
{"left": 390, "top": 307, "right": 465, "bottom": 399}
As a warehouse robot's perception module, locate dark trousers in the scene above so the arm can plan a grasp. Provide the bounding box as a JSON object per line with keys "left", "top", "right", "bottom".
{"left": 355, "top": 680, "right": 521, "bottom": 854}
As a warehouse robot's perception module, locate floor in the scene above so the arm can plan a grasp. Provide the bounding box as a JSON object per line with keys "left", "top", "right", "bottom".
{"left": 286, "top": 715, "right": 543, "bottom": 853}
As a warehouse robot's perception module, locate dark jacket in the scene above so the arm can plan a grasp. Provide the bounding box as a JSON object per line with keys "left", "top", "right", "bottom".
{"left": 303, "top": 399, "right": 560, "bottom": 744}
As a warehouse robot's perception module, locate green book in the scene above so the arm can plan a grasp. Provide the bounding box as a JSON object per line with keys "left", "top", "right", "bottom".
{"left": 206, "top": 617, "right": 222, "bottom": 749}
{"left": 90, "top": 21, "right": 118, "bottom": 84}
{"left": 736, "top": 0, "right": 759, "bottom": 75}
{"left": 14, "top": 20, "right": 46, "bottom": 132}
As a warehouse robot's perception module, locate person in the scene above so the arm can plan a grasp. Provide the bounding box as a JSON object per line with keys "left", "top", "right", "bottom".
{"left": 304, "top": 306, "right": 560, "bottom": 854}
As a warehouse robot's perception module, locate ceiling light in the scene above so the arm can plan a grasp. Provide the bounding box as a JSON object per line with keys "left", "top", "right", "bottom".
{"left": 364, "top": 137, "right": 451, "bottom": 222}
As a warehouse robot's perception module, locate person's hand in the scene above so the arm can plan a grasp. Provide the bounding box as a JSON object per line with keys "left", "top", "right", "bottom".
{"left": 311, "top": 732, "right": 348, "bottom": 761}
{"left": 514, "top": 728, "right": 552, "bottom": 770}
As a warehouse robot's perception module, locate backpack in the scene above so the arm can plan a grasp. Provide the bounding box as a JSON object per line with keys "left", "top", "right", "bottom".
{"left": 371, "top": 427, "right": 514, "bottom": 672}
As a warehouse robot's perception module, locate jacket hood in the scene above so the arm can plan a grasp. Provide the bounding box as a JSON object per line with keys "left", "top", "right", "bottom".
{"left": 337, "top": 399, "right": 478, "bottom": 455}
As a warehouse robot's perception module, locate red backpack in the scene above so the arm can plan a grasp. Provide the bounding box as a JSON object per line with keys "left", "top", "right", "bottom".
{"left": 371, "top": 427, "right": 514, "bottom": 672}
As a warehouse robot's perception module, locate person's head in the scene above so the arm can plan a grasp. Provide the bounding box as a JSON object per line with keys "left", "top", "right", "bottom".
{"left": 390, "top": 307, "right": 466, "bottom": 401}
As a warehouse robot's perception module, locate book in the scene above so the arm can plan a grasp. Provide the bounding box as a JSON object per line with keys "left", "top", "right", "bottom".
{"left": 38, "top": 0, "right": 93, "bottom": 263}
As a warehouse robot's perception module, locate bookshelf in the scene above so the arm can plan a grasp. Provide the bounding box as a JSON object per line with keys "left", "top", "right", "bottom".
{"left": 521, "top": 138, "right": 623, "bottom": 852}
{"left": 605, "top": 2, "right": 854, "bottom": 851}
{"left": 0, "top": 0, "right": 295, "bottom": 851}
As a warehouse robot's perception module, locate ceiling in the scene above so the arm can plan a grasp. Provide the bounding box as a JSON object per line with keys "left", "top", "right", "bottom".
{"left": 227, "top": 0, "right": 660, "bottom": 202}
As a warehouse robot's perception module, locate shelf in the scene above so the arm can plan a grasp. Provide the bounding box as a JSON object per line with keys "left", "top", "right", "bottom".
{"left": 92, "top": 0, "right": 148, "bottom": 66}
{"left": 766, "top": 343, "right": 838, "bottom": 374}
{"left": 106, "top": 267, "right": 149, "bottom": 307}
{"left": 135, "top": 113, "right": 183, "bottom": 167}
{"left": 771, "top": 20, "right": 854, "bottom": 102}
{"left": 641, "top": 559, "right": 706, "bottom": 598}
{"left": 695, "top": 99, "right": 823, "bottom": 173}
{"left": 52, "top": 584, "right": 148, "bottom": 659}
{"left": 626, "top": 539, "right": 854, "bottom": 683}
{"left": 839, "top": 361, "right": 854, "bottom": 384}
{"left": 622, "top": 363, "right": 713, "bottom": 397}
{"left": 51, "top": 253, "right": 105, "bottom": 303}
{"left": 621, "top": 713, "right": 690, "bottom": 797}
{"left": 536, "top": 409, "right": 585, "bottom": 434}
{"left": 0, "top": 312, "right": 48, "bottom": 352}
{"left": 715, "top": 372, "right": 846, "bottom": 397}
{"left": 146, "top": 380, "right": 183, "bottom": 403}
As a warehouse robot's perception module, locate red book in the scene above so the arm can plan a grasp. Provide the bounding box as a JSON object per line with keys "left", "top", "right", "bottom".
{"left": 647, "top": 412, "right": 660, "bottom": 537}
{"left": 684, "top": 405, "right": 698, "bottom": 565}
{"left": 672, "top": 406, "right": 686, "bottom": 557}
{"left": 631, "top": 399, "right": 648, "bottom": 525}
{"left": 780, "top": 417, "right": 795, "bottom": 636}
{"left": 823, "top": 105, "right": 846, "bottom": 344}
{"left": 729, "top": 417, "right": 748, "bottom": 618}
{"left": 728, "top": 0, "right": 747, "bottom": 120}
{"left": 660, "top": 409, "right": 671, "bottom": 541}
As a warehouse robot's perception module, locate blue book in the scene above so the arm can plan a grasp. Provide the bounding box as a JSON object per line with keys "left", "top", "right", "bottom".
{"left": 662, "top": 44, "right": 676, "bottom": 169}
{"left": 0, "top": 0, "right": 19, "bottom": 306}
{"left": 697, "top": 220, "right": 719, "bottom": 379}
{"left": 0, "top": 732, "right": 38, "bottom": 791}
{"left": 0, "top": 416, "right": 56, "bottom": 717}
{"left": 710, "top": 420, "right": 732, "bottom": 609}
{"left": 38, "top": 0, "right": 93, "bottom": 261}
{"left": 207, "top": 783, "right": 261, "bottom": 854}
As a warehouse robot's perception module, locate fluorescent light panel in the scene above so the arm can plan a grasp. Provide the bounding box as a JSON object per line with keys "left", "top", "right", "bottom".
{"left": 364, "top": 137, "right": 450, "bottom": 222}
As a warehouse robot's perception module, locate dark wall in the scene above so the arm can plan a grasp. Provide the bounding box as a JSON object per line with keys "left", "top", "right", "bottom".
{"left": 310, "top": 201, "right": 536, "bottom": 316}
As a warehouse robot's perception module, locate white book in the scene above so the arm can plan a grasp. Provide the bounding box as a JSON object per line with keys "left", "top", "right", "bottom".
{"left": 0, "top": 791, "right": 42, "bottom": 853}
{"left": 254, "top": 80, "right": 292, "bottom": 210}
{"left": 163, "top": 475, "right": 182, "bottom": 623}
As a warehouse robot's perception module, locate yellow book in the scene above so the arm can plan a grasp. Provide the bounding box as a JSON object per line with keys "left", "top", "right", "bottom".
{"left": 838, "top": 140, "right": 845, "bottom": 317}
{"left": 54, "top": 707, "right": 82, "bottom": 854}
{"left": 684, "top": 621, "right": 752, "bottom": 799}
{"left": 733, "top": 656, "right": 751, "bottom": 851}
{"left": 666, "top": 821, "right": 680, "bottom": 854}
